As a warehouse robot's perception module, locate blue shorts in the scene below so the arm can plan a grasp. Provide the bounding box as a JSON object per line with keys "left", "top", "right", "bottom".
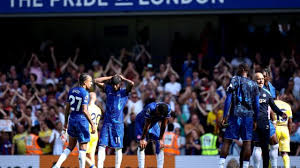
{"left": 67, "top": 115, "right": 90, "bottom": 143}
{"left": 99, "top": 122, "right": 124, "bottom": 148}
{"left": 224, "top": 116, "right": 253, "bottom": 141}
{"left": 135, "top": 114, "right": 161, "bottom": 154}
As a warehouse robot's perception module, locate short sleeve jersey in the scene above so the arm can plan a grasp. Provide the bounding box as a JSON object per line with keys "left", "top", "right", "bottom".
{"left": 104, "top": 85, "right": 129, "bottom": 124}
{"left": 143, "top": 102, "right": 171, "bottom": 122}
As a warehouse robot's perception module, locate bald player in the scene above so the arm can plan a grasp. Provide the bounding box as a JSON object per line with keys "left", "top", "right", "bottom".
{"left": 250, "top": 72, "right": 286, "bottom": 168}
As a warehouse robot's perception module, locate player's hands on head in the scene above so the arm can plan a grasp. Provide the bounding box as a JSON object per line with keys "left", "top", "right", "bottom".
{"left": 119, "top": 74, "right": 125, "bottom": 80}
{"left": 140, "top": 139, "right": 148, "bottom": 150}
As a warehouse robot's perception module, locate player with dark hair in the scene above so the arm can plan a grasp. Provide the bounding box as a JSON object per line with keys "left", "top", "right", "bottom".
{"left": 94, "top": 74, "right": 134, "bottom": 168}
{"left": 53, "top": 73, "right": 96, "bottom": 168}
{"left": 135, "top": 102, "right": 171, "bottom": 168}
{"left": 261, "top": 67, "right": 282, "bottom": 167}
{"left": 219, "top": 63, "right": 260, "bottom": 168}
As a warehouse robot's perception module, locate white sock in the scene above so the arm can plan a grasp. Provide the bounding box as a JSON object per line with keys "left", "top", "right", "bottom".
{"left": 219, "top": 158, "right": 226, "bottom": 168}
{"left": 253, "top": 146, "right": 262, "bottom": 168}
{"left": 115, "top": 148, "right": 123, "bottom": 168}
{"left": 97, "top": 146, "right": 106, "bottom": 168}
{"left": 137, "top": 147, "right": 145, "bottom": 168}
{"left": 54, "top": 148, "right": 71, "bottom": 168}
{"left": 79, "top": 150, "right": 86, "bottom": 168}
{"left": 243, "top": 161, "right": 249, "bottom": 168}
{"left": 270, "top": 144, "right": 279, "bottom": 168}
{"left": 156, "top": 149, "right": 164, "bottom": 168}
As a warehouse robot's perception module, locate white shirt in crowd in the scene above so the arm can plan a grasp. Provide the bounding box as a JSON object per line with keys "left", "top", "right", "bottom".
{"left": 126, "top": 99, "right": 143, "bottom": 124}
{"left": 49, "top": 129, "right": 64, "bottom": 155}
{"left": 46, "top": 78, "right": 59, "bottom": 85}
{"left": 293, "top": 76, "right": 300, "bottom": 100}
{"left": 164, "top": 82, "right": 182, "bottom": 96}
{"left": 58, "top": 112, "right": 65, "bottom": 126}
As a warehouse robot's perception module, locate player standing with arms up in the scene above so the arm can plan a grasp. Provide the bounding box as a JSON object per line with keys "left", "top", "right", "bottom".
{"left": 219, "top": 63, "right": 260, "bottom": 168}
{"left": 274, "top": 96, "right": 293, "bottom": 168}
{"left": 86, "top": 92, "right": 102, "bottom": 168}
{"left": 53, "top": 73, "right": 96, "bottom": 168}
{"left": 94, "top": 74, "right": 134, "bottom": 168}
{"left": 136, "top": 102, "right": 171, "bottom": 168}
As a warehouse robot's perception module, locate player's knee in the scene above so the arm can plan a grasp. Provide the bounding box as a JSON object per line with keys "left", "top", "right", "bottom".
{"left": 79, "top": 143, "right": 88, "bottom": 150}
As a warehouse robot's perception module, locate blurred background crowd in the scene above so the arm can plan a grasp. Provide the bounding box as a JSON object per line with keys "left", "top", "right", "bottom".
{"left": 0, "top": 20, "right": 300, "bottom": 157}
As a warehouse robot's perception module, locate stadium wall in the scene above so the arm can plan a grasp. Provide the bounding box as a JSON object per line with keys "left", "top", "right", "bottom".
{"left": 0, "top": 155, "right": 299, "bottom": 168}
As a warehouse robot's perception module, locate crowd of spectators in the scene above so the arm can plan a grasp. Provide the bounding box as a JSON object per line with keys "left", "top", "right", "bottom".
{"left": 0, "top": 22, "right": 300, "bottom": 157}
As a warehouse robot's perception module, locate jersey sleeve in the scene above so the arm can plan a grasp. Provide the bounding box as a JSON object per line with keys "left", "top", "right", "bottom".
{"left": 82, "top": 91, "right": 89, "bottom": 105}
{"left": 253, "top": 84, "right": 260, "bottom": 119}
{"left": 223, "top": 92, "right": 232, "bottom": 118}
{"left": 105, "top": 85, "right": 112, "bottom": 95}
{"left": 268, "top": 95, "right": 283, "bottom": 116}
{"left": 120, "top": 88, "right": 129, "bottom": 97}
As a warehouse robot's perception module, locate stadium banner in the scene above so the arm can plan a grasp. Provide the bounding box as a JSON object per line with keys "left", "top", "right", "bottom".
{"left": 175, "top": 156, "right": 300, "bottom": 168}
{"left": 0, "top": 156, "right": 39, "bottom": 168}
{"left": 40, "top": 155, "right": 175, "bottom": 167}
{"left": 1, "top": 0, "right": 300, "bottom": 14}
{"left": 0, "top": 120, "right": 13, "bottom": 132}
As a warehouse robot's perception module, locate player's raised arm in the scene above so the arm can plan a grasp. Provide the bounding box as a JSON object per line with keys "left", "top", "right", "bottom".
{"left": 119, "top": 74, "right": 134, "bottom": 93}
{"left": 94, "top": 76, "right": 113, "bottom": 89}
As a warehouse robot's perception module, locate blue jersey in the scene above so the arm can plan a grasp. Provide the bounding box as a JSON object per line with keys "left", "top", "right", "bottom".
{"left": 67, "top": 86, "right": 90, "bottom": 117}
{"left": 135, "top": 102, "right": 171, "bottom": 140}
{"left": 104, "top": 85, "right": 129, "bottom": 124}
{"left": 143, "top": 102, "right": 171, "bottom": 122}
{"left": 67, "top": 86, "right": 90, "bottom": 143}
{"left": 224, "top": 76, "right": 260, "bottom": 118}
{"left": 258, "top": 88, "right": 283, "bottom": 121}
